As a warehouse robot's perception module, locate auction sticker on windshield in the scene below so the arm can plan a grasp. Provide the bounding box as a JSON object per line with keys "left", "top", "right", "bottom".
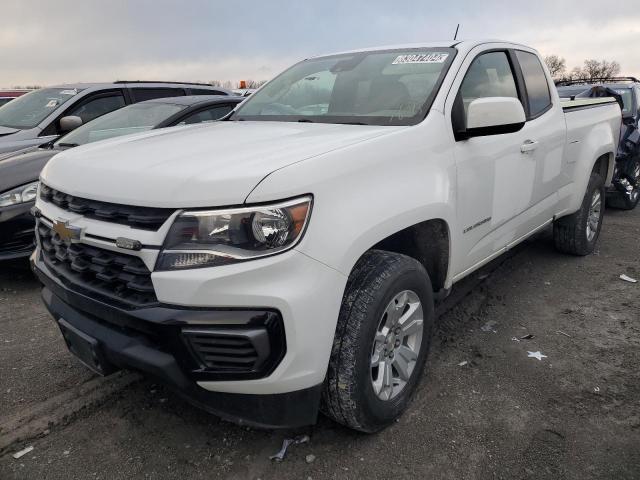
{"left": 392, "top": 53, "right": 449, "bottom": 64}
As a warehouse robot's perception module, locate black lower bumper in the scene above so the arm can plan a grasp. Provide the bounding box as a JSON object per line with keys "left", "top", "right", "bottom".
{"left": 0, "top": 202, "right": 35, "bottom": 260}
{"left": 32, "top": 257, "right": 321, "bottom": 429}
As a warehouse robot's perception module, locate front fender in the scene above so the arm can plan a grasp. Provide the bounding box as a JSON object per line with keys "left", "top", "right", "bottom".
{"left": 246, "top": 114, "right": 457, "bottom": 281}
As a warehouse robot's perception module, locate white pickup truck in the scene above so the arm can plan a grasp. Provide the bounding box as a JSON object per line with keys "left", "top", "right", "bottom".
{"left": 31, "top": 40, "right": 621, "bottom": 432}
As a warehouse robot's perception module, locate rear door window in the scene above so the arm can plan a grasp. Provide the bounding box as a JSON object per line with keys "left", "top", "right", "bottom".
{"left": 515, "top": 50, "right": 552, "bottom": 118}
{"left": 131, "top": 88, "right": 186, "bottom": 102}
{"left": 67, "top": 93, "right": 126, "bottom": 124}
{"left": 189, "top": 88, "right": 228, "bottom": 96}
{"left": 178, "top": 104, "right": 235, "bottom": 124}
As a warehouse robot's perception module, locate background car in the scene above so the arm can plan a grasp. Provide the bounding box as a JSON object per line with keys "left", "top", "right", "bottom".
{"left": 0, "top": 89, "right": 31, "bottom": 107}
{"left": 0, "top": 81, "right": 233, "bottom": 155}
{"left": 558, "top": 77, "right": 640, "bottom": 210}
{"left": 0, "top": 94, "right": 243, "bottom": 260}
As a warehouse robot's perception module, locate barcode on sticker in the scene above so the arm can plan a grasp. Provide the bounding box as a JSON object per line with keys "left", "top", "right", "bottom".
{"left": 392, "top": 53, "right": 449, "bottom": 65}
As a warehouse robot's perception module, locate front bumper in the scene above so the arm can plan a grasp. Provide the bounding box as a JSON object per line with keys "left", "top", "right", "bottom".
{"left": 32, "top": 255, "right": 325, "bottom": 428}
{"left": 0, "top": 201, "right": 35, "bottom": 260}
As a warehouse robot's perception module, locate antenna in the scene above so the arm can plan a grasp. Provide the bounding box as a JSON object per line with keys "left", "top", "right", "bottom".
{"left": 453, "top": 23, "right": 460, "bottom": 41}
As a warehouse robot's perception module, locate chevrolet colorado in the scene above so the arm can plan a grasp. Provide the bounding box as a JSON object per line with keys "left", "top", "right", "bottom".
{"left": 31, "top": 40, "right": 621, "bottom": 432}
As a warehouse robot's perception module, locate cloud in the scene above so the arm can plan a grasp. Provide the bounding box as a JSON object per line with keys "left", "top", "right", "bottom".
{"left": 1, "top": 0, "right": 639, "bottom": 86}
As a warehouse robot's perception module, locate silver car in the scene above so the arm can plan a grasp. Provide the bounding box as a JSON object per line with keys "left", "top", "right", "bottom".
{"left": 0, "top": 81, "right": 232, "bottom": 155}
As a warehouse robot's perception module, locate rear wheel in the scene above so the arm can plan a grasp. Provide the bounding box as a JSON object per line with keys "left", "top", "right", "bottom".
{"left": 553, "top": 172, "right": 605, "bottom": 256}
{"left": 321, "top": 250, "right": 434, "bottom": 432}
{"left": 607, "top": 159, "right": 640, "bottom": 210}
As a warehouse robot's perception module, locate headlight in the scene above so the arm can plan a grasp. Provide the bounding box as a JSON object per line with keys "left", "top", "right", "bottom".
{"left": 0, "top": 181, "right": 39, "bottom": 208}
{"left": 156, "top": 195, "right": 312, "bottom": 270}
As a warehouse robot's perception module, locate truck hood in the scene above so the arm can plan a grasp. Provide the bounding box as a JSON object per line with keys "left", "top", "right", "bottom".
{"left": 41, "top": 121, "right": 403, "bottom": 207}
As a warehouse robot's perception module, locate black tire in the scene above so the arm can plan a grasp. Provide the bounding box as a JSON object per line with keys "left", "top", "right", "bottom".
{"left": 321, "top": 250, "right": 435, "bottom": 432}
{"left": 607, "top": 159, "right": 640, "bottom": 210}
{"left": 553, "top": 172, "right": 605, "bottom": 256}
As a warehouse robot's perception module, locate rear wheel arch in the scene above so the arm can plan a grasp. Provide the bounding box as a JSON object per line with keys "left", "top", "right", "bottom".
{"left": 592, "top": 152, "right": 614, "bottom": 185}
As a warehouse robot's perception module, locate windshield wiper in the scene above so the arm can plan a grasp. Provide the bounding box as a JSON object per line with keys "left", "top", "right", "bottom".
{"left": 297, "top": 118, "right": 314, "bottom": 123}
{"left": 56, "top": 142, "right": 79, "bottom": 148}
{"left": 336, "top": 121, "right": 368, "bottom": 125}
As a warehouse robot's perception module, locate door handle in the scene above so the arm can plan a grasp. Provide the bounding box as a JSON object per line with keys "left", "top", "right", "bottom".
{"left": 521, "top": 140, "right": 539, "bottom": 153}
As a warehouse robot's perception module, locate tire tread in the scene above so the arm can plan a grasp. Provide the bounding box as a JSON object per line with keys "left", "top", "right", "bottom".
{"left": 321, "top": 250, "right": 431, "bottom": 431}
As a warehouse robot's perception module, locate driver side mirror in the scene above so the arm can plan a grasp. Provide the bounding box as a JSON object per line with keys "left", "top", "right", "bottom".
{"left": 59, "top": 115, "right": 83, "bottom": 133}
{"left": 457, "top": 97, "right": 526, "bottom": 140}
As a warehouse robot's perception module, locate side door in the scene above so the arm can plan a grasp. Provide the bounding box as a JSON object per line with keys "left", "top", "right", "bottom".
{"left": 446, "top": 49, "right": 537, "bottom": 277}
{"left": 40, "top": 90, "right": 127, "bottom": 137}
{"left": 512, "top": 49, "right": 566, "bottom": 229}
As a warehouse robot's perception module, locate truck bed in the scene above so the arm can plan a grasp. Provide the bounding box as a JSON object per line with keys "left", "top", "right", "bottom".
{"left": 560, "top": 96, "right": 619, "bottom": 112}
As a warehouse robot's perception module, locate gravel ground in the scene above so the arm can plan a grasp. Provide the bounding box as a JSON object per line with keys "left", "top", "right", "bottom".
{"left": 1, "top": 207, "right": 639, "bottom": 479}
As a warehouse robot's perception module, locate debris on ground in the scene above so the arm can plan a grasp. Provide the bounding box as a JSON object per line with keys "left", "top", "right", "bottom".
{"left": 269, "top": 435, "right": 310, "bottom": 462}
{"left": 511, "top": 337, "right": 521, "bottom": 342}
{"left": 457, "top": 361, "right": 468, "bottom": 366}
{"left": 481, "top": 320, "right": 498, "bottom": 333}
{"left": 520, "top": 334, "right": 534, "bottom": 340}
{"left": 594, "top": 387, "right": 600, "bottom": 393}
{"left": 305, "top": 454, "right": 316, "bottom": 464}
{"left": 556, "top": 330, "right": 572, "bottom": 338}
{"left": 619, "top": 274, "right": 637, "bottom": 283}
{"left": 527, "top": 351, "right": 547, "bottom": 361}
{"left": 12, "top": 446, "right": 34, "bottom": 459}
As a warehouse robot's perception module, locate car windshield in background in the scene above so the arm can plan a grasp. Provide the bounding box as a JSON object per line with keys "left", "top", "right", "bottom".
{"left": 232, "top": 48, "right": 456, "bottom": 126}
{"left": 558, "top": 85, "right": 634, "bottom": 115}
{"left": 0, "top": 88, "right": 82, "bottom": 129}
{"left": 56, "top": 102, "right": 185, "bottom": 147}
{"left": 612, "top": 88, "right": 633, "bottom": 114}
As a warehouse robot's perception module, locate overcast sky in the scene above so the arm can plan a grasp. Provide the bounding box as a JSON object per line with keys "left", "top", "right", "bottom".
{"left": 3, "top": 0, "right": 640, "bottom": 86}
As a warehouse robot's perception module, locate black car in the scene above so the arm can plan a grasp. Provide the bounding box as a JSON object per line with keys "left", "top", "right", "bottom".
{"left": 0, "top": 95, "right": 243, "bottom": 260}
{"left": 557, "top": 77, "right": 640, "bottom": 210}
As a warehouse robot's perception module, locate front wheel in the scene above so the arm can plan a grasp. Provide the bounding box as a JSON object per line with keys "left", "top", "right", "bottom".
{"left": 553, "top": 172, "right": 605, "bottom": 256}
{"left": 321, "top": 250, "right": 434, "bottom": 433}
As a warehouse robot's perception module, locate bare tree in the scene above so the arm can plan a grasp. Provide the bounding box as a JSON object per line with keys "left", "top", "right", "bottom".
{"left": 544, "top": 55, "right": 566, "bottom": 79}
{"left": 583, "top": 59, "right": 620, "bottom": 79}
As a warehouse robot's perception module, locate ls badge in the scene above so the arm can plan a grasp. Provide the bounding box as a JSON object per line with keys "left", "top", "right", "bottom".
{"left": 52, "top": 219, "right": 83, "bottom": 244}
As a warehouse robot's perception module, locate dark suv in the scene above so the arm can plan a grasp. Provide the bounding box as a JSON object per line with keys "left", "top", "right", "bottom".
{"left": 557, "top": 77, "right": 640, "bottom": 210}
{"left": 0, "top": 81, "right": 232, "bottom": 155}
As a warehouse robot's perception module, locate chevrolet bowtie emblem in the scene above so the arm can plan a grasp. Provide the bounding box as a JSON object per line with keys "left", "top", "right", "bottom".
{"left": 52, "top": 219, "right": 82, "bottom": 244}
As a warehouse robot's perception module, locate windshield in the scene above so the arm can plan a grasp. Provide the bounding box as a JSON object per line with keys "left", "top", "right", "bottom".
{"left": 0, "top": 88, "right": 81, "bottom": 129}
{"left": 56, "top": 101, "right": 185, "bottom": 146}
{"left": 232, "top": 48, "right": 456, "bottom": 126}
